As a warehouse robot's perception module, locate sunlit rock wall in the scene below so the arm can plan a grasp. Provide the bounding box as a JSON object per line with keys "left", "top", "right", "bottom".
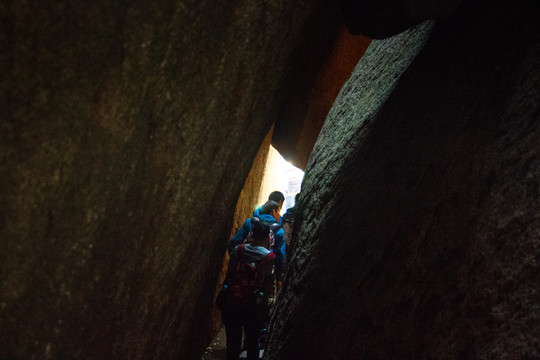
{"left": 292, "top": 27, "right": 370, "bottom": 170}
{"left": 268, "top": 1, "right": 540, "bottom": 359}
{"left": 273, "top": 25, "right": 370, "bottom": 170}
{"left": 0, "top": 1, "right": 343, "bottom": 359}
{"left": 272, "top": 0, "right": 466, "bottom": 170}
{"left": 231, "top": 128, "right": 274, "bottom": 238}
{"left": 210, "top": 127, "right": 273, "bottom": 336}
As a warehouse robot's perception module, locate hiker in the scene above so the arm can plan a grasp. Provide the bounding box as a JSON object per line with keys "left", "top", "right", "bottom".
{"left": 228, "top": 192, "right": 284, "bottom": 256}
{"left": 253, "top": 191, "right": 285, "bottom": 225}
{"left": 282, "top": 193, "right": 299, "bottom": 252}
{"left": 221, "top": 219, "right": 276, "bottom": 360}
{"left": 228, "top": 200, "right": 286, "bottom": 284}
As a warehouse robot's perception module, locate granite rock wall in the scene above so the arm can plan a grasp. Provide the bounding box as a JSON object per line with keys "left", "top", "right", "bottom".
{"left": 2, "top": 0, "right": 539, "bottom": 358}
{"left": 268, "top": 1, "right": 540, "bottom": 358}
{"left": 0, "top": 1, "right": 343, "bottom": 359}
{"left": 272, "top": 26, "right": 370, "bottom": 169}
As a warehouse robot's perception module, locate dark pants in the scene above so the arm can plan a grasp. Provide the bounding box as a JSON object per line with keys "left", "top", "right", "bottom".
{"left": 222, "top": 304, "right": 261, "bottom": 360}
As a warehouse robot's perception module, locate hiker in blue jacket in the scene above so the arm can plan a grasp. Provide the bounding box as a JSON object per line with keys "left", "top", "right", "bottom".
{"left": 228, "top": 200, "right": 286, "bottom": 283}
{"left": 253, "top": 191, "right": 284, "bottom": 225}
{"left": 229, "top": 191, "right": 284, "bottom": 255}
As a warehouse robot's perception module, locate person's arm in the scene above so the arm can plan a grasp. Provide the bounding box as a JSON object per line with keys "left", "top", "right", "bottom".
{"left": 223, "top": 246, "right": 238, "bottom": 287}
{"left": 272, "top": 229, "right": 286, "bottom": 282}
{"left": 228, "top": 219, "right": 251, "bottom": 254}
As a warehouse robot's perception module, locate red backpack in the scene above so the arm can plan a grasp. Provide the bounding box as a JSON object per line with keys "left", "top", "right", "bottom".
{"left": 229, "top": 244, "right": 275, "bottom": 304}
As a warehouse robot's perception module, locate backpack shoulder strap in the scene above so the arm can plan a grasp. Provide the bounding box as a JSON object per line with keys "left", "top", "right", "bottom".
{"left": 270, "top": 222, "right": 282, "bottom": 231}
{"left": 237, "top": 244, "right": 245, "bottom": 259}
{"left": 258, "top": 251, "right": 275, "bottom": 267}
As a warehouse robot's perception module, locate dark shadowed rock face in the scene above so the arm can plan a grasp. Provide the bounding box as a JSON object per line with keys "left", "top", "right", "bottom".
{"left": 0, "top": 1, "right": 343, "bottom": 359}
{"left": 267, "top": 1, "right": 540, "bottom": 359}
{"left": 338, "top": 0, "right": 463, "bottom": 38}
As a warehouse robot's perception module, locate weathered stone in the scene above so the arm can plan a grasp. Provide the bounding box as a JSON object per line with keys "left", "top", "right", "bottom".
{"left": 338, "top": 0, "right": 463, "bottom": 38}
{"left": 209, "top": 127, "right": 274, "bottom": 337}
{"left": 3, "top": 0, "right": 539, "bottom": 358}
{"left": 0, "top": 1, "right": 342, "bottom": 359}
{"left": 267, "top": 1, "right": 540, "bottom": 358}
{"left": 272, "top": 25, "right": 370, "bottom": 169}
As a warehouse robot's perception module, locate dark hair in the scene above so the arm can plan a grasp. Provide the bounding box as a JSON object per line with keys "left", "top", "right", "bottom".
{"left": 268, "top": 191, "right": 285, "bottom": 204}
{"left": 252, "top": 218, "right": 270, "bottom": 241}
{"left": 260, "top": 200, "right": 279, "bottom": 215}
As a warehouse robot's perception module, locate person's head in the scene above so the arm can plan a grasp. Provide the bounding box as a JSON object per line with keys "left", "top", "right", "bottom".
{"left": 268, "top": 191, "right": 285, "bottom": 212}
{"left": 251, "top": 218, "right": 271, "bottom": 248}
{"left": 260, "top": 200, "right": 280, "bottom": 222}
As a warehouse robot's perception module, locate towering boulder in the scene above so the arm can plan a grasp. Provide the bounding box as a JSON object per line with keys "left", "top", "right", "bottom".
{"left": 0, "top": 1, "right": 343, "bottom": 359}
{"left": 268, "top": 1, "right": 540, "bottom": 358}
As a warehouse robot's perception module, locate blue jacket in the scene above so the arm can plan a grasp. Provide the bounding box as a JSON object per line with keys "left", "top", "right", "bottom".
{"left": 228, "top": 214, "right": 286, "bottom": 281}
{"left": 253, "top": 206, "right": 283, "bottom": 225}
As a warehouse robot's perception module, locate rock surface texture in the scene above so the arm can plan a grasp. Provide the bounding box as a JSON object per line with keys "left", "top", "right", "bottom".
{"left": 338, "top": 0, "right": 463, "bottom": 38}
{"left": 272, "top": 26, "right": 370, "bottom": 169}
{"left": 267, "top": 1, "right": 540, "bottom": 359}
{"left": 0, "top": 1, "right": 343, "bottom": 359}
